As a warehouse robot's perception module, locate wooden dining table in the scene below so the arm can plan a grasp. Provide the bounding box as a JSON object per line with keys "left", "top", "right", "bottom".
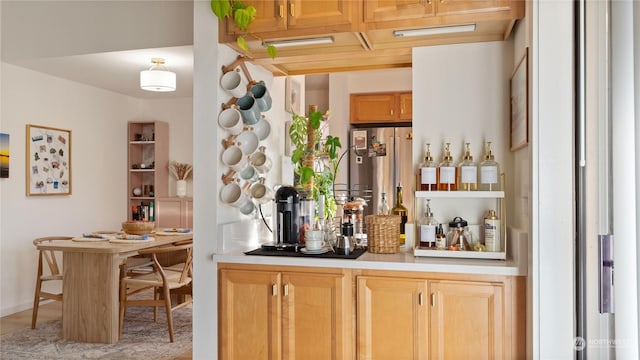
{"left": 35, "top": 233, "right": 193, "bottom": 343}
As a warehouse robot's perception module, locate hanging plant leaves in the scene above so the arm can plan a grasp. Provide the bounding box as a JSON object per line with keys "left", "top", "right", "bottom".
{"left": 233, "top": 5, "right": 256, "bottom": 31}
{"left": 237, "top": 36, "right": 249, "bottom": 53}
{"left": 210, "top": 0, "right": 232, "bottom": 19}
{"left": 266, "top": 45, "right": 277, "bottom": 59}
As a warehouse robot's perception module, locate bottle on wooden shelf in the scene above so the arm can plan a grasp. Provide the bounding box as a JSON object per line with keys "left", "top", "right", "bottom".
{"left": 458, "top": 142, "right": 477, "bottom": 191}
{"left": 479, "top": 141, "right": 501, "bottom": 191}
{"left": 437, "top": 142, "right": 457, "bottom": 191}
{"left": 418, "top": 143, "right": 437, "bottom": 191}
{"left": 419, "top": 199, "right": 438, "bottom": 249}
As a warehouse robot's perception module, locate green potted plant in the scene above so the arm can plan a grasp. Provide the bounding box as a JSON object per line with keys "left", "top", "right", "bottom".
{"left": 210, "top": 0, "right": 276, "bottom": 59}
{"left": 289, "top": 105, "right": 342, "bottom": 220}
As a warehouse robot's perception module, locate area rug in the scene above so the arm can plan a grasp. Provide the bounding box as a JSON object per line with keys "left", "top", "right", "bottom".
{"left": 0, "top": 305, "right": 192, "bottom": 360}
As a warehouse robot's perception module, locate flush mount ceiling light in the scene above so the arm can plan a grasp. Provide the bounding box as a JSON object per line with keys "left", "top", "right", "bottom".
{"left": 263, "top": 36, "right": 334, "bottom": 48}
{"left": 393, "top": 24, "right": 476, "bottom": 38}
{"left": 140, "top": 57, "right": 176, "bottom": 92}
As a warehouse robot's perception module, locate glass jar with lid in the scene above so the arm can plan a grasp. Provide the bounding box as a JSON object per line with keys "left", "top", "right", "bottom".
{"left": 445, "top": 216, "right": 473, "bottom": 251}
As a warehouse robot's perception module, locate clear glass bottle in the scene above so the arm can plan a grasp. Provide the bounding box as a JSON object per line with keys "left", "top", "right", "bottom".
{"left": 445, "top": 216, "right": 472, "bottom": 251}
{"left": 479, "top": 141, "right": 501, "bottom": 191}
{"left": 378, "top": 192, "right": 390, "bottom": 215}
{"left": 435, "top": 224, "right": 447, "bottom": 250}
{"left": 437, "top": 142, "right": 457, "bottom": 191}
{"left": 391, "top": 184, "right": 408, "bottom": 245}
{"left": 419, "top": 199, "right": 438, "bottom": 249}
{"left": 418, "top": 143, "right": 437, "bottom": 191}
{"left": 458, "top": 142, "right": 477, "bottom": 191}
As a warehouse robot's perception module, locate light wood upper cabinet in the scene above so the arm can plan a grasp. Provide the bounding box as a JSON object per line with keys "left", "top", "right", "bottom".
{"left": 225, "top": 0, "right": 356, "bottom": 37}
{"left": 226, "top": 0, "right": 286, "bottom": 35}
{"left": 436, "top": 0, "right": 512, "bottom": 16}
{"left": 357, "top": 276, "right": 429, "bottom": 359}
{"left": 218, "top": 264, "right": 353, "bottom": 360}
{"left": 430, "top": 280, "right": 504, "bottom": 360}
{"left": 399, "top": 92, "right": 413, "bottom": 121}
{"left": 364, "top": 0, "right": 435, "bottom": 22}
{"left": 350, "top": 92, "right": 412, "bottom": 124}
{"left": 364, "top": 0, "right": 515, "bottom": 24}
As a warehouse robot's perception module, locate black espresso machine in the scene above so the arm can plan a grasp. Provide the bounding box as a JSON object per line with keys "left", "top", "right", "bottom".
{"left": 261, "top": 185, "right": 303, "bottom": 251}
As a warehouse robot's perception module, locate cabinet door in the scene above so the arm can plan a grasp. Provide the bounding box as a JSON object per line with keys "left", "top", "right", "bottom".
{"left": 350, "top": 93, "right": 397, "bottom": 124}
{"left": 219, "top": 269, "right": 282, "bottom": 360}
{"left": 184, "top": 198, "right": 193, "bottom": 228}
{"left": 364, "top": 0, "right": 435, "bottom": 22}
{"left": 282, "top": 272, "right": 351, "bottom": 359}
{"left": 436, "top": 0, "right": 511, "bottom": 15}
{"left": 398, "top": 92, "right": 413, "bottom": 121}
{"left": 357, "top": 276, "right": 429, "bottom": 359}
{"left": 430, "top": 280, "right": 504, "bottom": 360}
{"left": 288, "top": 0, "right": 354, "bottom": 29}
{"left": 226, "top": 0, "right": 286, "bottom": 34}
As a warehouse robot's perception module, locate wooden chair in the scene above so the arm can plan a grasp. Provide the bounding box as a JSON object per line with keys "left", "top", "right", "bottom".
{"left": 119, "top": 242, "right": 193, "bottom": 342}
{"left": 31, "top": 236, "right": 74, "bottom": 329}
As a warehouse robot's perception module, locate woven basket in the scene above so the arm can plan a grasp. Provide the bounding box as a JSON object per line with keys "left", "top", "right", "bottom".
{"left": 366, "top": 215, "right": 401, "bottom": 254}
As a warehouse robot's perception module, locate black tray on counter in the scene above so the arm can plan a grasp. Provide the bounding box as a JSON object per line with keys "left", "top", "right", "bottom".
{"left": 245, "top": 247, "right": 367, "bottom": 260}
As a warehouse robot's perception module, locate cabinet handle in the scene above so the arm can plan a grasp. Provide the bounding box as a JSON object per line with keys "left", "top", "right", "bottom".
{"left": 431, "top": 293, "right": 436, "bottom": 307}
{"left": 427, "top": 0, "right": 432, "bottom": 4}
{"left": 283, "top": 284, "right": 289, "bottom": 296}
{"left": 401, "top": 107, "right": 405, "bottom": 115}
{"left": 390, "top": 109, "right": 394, "bottom": 116}
{"left": 279, "top": 4, "right": 284, "bottom": 18}
{"left": 289, "top": 3, "right": 295, "bottom": 17}
{"left": 272, "top": 284, "right": 278, "bottom": 296}
{"left": 419, "top": 292, "right": 424, "bottom": 306}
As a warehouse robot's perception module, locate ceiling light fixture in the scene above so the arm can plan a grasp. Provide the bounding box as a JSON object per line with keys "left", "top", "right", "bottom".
{"left": 393, "top": 24, "right": 477, "bottom": 38}
{"left": 140, "top": 58, "right": 176, "bottom": 92}
{"left": 263, "top": 36, "right": 334, "bottom": 48}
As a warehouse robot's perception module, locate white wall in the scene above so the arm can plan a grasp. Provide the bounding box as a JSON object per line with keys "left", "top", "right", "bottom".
{"left": 138, "top": 98, "right": 193, "bottom": 197}
{"left": 533, "top": 0, "right": 575, "bottom": 358}
{"left": 0, "top": 63, "right": 194, "bottom": 316}
{"left": 215, "top": 46, "right": 288, "bottom": 225}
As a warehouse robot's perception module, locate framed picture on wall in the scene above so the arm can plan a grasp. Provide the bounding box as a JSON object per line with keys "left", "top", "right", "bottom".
{"left": 510, "top": 48, "right": 529, "bottom": 151}
{"left": 285, "top": 77, "right": 302, "bottom": 114}
{"left": 26, "top": 124, "right": 72, "bottom": 196}
{"left": 0, "top": 133, "right": 9, "bottom": 179}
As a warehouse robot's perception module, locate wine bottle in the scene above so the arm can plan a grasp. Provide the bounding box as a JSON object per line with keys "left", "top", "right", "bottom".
{"left": 391, "top": 184, "right": 408, "bottom": 245}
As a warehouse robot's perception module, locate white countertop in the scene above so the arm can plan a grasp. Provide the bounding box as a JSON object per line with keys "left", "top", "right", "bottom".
{"left": 214, "top": 219, "right": 528, "bottom": 276}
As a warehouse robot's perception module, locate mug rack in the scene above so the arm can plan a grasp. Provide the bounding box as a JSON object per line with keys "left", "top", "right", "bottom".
{"left": 219, "top": 55, "right": 273, "bottom": 216}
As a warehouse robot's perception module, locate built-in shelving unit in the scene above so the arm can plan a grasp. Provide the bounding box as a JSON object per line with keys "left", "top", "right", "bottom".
{"left": 413, "top": 186, "right": 507, "bottom": 260}
{"left": 127, "top": 121, "right": 169, "bottom": 221}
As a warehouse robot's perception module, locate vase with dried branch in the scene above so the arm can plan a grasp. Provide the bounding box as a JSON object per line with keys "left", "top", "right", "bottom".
{"left": 169, "top": 161, "right": 193, "bottom": 198}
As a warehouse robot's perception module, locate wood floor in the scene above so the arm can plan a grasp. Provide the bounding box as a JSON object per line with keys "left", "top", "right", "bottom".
{"left": 0, "top": 301, "right": 192, "bottom": 359}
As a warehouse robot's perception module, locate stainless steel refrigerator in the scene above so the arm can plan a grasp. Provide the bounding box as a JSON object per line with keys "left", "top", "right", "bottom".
{"left": 348, "top": 126, "right": 414, "bottom": 222}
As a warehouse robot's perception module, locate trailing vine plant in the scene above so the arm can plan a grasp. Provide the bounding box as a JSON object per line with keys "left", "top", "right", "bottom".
{"left": 210, "top": 0, "right": 276, "bottom": 59}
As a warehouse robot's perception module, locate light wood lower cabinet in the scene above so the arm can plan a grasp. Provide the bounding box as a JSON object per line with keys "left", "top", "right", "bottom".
{"left": 218, "top": 264, "right": 524, "bottom": 360}
{"left": 430, "top": 280, "right": 504, "bottom": 360}
{"left": 356, "top": 272, "right": 524, "bottom": 360}
{"left": 218, "top": 264, "right": 353, "bottom": 359}
{"left": 357, "top": 276, "right": 429, "bottom": 359}
{"left": 155, "top": 197, "right": 192, "bottom": 229}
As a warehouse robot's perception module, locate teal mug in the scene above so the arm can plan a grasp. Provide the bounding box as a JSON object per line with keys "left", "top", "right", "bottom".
{"left": 249, "top": 81, "right": 272, "bottom": 112}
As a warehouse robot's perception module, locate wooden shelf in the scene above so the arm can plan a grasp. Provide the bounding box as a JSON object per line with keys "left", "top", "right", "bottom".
{"left": 415, "top": 190, "right": 504, "bottom": 199}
